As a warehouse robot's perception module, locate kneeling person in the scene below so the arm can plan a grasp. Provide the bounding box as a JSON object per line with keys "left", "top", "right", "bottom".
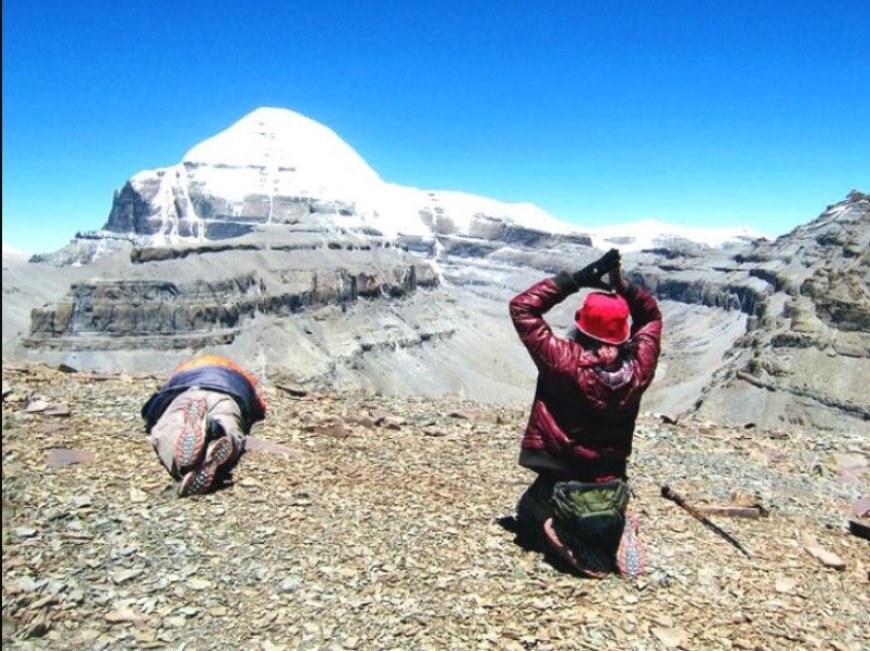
{"left": 509, "top": 249, "right": 662, "bottom": 578}
{"left": 142, "top": 356, "right": 267, "bottom": 496}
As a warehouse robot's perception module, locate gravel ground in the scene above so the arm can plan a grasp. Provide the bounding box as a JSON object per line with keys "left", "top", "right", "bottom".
{"left": 2, "top": 363, "right": 868, "bottom": 650}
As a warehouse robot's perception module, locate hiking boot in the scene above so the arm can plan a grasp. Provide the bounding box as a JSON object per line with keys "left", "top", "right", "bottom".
{"left": 177, "top": 435, "right": 235, "bottom": 497}
{"left": 543, "top": 517, "right": 613, "bottom": 579}
{"left": 616, "top": 513, "right": 647, "bottom": 579}
{"left": 173, "top": 397, "right": 208, "bottom": 473}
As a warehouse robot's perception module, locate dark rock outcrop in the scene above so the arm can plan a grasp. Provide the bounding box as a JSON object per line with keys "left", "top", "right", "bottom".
{"left": 27, "top": 258, "right": 438, "bottom": 351}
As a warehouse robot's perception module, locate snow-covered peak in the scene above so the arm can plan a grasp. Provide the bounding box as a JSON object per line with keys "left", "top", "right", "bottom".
{"left": 371, "top": 184, "right": 579, "bottom": 239}
{"left": 586, "top": 219, "right": 768, "bottom": 252}
{"left": 426, "top": 190, "right": 576, "bottom": 234}
{"left": 143, "top": 107, "right": 383, "bottom": 212}
{"left": 183, "top": 107, "right": 382, "bottom": 190}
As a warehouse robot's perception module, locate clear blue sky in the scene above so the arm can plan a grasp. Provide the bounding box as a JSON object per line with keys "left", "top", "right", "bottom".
{"left": 3, "top": 1, "right": 868, "bottom": 254}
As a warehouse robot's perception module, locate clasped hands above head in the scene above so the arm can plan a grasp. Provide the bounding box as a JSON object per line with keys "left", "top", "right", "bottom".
{"left": 572, "top": 248, "right": 626, "bottom": 293}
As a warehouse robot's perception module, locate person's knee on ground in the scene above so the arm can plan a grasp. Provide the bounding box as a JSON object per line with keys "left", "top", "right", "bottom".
{"left": 515, "top": 475, "right": 556, "bottom": 545}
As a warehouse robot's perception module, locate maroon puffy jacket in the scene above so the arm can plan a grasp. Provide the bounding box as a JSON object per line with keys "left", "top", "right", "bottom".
{"left": 509, "top": 272, "right": 663, "bottom": 481}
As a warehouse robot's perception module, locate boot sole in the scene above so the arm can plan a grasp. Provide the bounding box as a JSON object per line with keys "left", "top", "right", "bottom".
{"left": 178, "top": 436, "right": 234, "bottom": 497}
{"left": 543, "top": 517, "right": 612, "bottom": 579}
{"left": 174, "top": 398, "right": 208, "bottom": 472}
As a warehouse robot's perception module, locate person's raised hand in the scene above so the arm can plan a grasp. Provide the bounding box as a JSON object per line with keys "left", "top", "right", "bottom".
{"left": 608, "top": 261, "right": 629, "bottom": 294}
{"left": 573, "top": 248, "right": 621, "bottom": 289}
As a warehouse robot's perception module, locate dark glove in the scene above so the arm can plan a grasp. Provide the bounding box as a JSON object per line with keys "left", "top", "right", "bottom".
{"left": 573, "top": 248, "right": 621, "bottom": 289}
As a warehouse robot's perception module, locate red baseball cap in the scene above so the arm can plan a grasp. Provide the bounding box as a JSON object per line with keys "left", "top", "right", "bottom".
{"left": 575, "top": 292, "right": 631, "bottom": 345}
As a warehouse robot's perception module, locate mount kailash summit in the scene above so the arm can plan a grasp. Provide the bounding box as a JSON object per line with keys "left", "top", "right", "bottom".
{"left": 2, "top": 107, "right": 867, "bottom": 434}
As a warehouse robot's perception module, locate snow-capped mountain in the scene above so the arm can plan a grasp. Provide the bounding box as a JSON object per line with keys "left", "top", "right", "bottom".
{"left": 47, "top": 107, "right": 762, "bottom": 264}
{"left": 98, "top": 108, "right": 572, "bottom": 247}
{"left": 587, "top": 219, "right": 767, "bottom": 252}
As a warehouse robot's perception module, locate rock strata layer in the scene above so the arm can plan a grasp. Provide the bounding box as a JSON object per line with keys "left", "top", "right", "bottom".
{"left": 28, "top": 261, "right": 437, "bottom": 350}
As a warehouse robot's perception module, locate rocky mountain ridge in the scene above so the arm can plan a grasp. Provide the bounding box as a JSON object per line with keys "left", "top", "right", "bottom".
{"left": 689, "top": 191, "right": 870, "bottom": 431}
{"left": 3, "top": 108, "right": 868, "bottom": 434}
